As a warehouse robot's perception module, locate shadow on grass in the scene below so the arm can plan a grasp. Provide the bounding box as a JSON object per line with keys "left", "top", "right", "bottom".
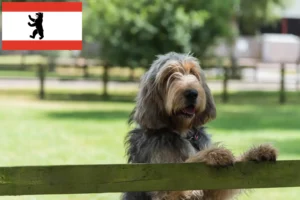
{"left": 45, "top": 93, "right": 136, "bottom": 103}
{"left": 2, "top": 88, "right": 300, "bottom": 104}
{"left": 207, "top": 91, "right": 300, "bottom": 131}
{"left": 2, "top": 89, "right": 300, "bottom": 131}
{"left": 44, "top": 90, "right": 300, "bottom": 104}
{"left": 47, "top": 110, "right": 131, "bottom": 121}
{"left": 210, "top": 105, "right": 300, "bottom": 131}
{"left": 213, "top": 91, "right": 300, "bottom": 105}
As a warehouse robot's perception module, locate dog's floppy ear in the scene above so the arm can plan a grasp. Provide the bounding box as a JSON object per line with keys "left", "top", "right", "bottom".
{"left": 194, "top": 72, "right": 216, "bottom": 126}
{"left": 133, "top": 73, "right": 167, "bottom": 129}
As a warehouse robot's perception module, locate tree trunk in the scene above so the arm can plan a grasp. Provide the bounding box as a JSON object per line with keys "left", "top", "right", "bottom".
{"left": 48, "top": 56, "right": 55, "bottom": 72}
{"left": 102, "top": 64, "right": 109, "bottom": 98}
{"left": 229, "top": 53, "right": 241, "bottom": 79}
{"left": 78, "top": 58, "right": 89, "bottom": 78}
{"left": 21, "top": 52, "right": 26, "bottom": 71}
{"left": 228, "top": 7, "right": 241, "bottom": 80}
{"left": 129, "top": 67, "right": 135, "bottom": 81}
{"left": 83, "top": 64, "right": 89, "bottom": 78}
{"left": 228, "top": 39, "right": 242, "bottom": 80}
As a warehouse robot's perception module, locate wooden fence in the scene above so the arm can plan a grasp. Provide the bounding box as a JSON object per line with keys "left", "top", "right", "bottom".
{"left": 0, "top": 55, "right": 298, "bottom": 103}
{"left": 0, "top": 160, "right": 299, "bottom": 196}
{"left": 0, "top": 57, "right": 102, "bottom": 99}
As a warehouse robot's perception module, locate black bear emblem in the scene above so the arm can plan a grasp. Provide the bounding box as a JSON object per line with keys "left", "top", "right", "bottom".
{"left": 28, "top": 12, "right": 44, "bottom": 40}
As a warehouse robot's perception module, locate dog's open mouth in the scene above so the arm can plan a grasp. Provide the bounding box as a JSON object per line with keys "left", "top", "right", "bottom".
{"left": 178, "top": 105, "right": 196, "bottom": 118}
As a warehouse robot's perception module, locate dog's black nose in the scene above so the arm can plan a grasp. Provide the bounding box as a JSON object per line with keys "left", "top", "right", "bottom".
{"left": 184, "top": 89, "right": 198, "bottom": 101}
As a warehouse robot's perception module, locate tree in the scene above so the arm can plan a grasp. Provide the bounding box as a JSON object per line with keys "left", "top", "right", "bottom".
{"left": 238, "top": 0, "right": 287, "bottom": 35}
{"left": 84, "top": 0, "right": 235, "bottom": 97}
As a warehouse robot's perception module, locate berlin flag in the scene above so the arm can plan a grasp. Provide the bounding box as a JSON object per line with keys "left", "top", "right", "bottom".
{"left": 1, "top": 2, "right": 82, "bottom": 50}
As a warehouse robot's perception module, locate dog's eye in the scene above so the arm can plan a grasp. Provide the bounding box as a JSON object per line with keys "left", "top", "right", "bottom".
{"left": 190, "top": 70, "right": 200, "bottom": 80}
{"left": 165, "top": 72, "right": 182, "bottom": 88}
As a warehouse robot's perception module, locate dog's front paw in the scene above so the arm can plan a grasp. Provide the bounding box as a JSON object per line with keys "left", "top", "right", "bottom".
{"left": 201, "top": 146, "right": 235, "bottom": 167}
{"left": 187, "top": 145, "right": 235, "bottom": 167}
{"left": 242, "top": 144, "right": 278, "bottom": 162}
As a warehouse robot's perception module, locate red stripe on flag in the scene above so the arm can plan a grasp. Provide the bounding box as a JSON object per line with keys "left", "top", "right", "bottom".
{"left": 2, "top": 41, "right": 82, "bottom": 50}
{"left": 2, "top": 2, "right": 82, "bottom": 12}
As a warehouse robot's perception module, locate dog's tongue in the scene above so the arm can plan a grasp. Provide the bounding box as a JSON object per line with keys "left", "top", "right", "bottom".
{"left": 183, "top": 106, "right": 196, "bottom": 114}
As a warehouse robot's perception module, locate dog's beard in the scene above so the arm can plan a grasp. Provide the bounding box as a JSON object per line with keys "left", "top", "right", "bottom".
{"left": 167, "top": 101, "right": 200, "bottom": 133}
{"left": 170, "top": 113, "right": 195, "bottom": 135}
{"left": 175, "top": 105, "right": 196, "bottom": 118}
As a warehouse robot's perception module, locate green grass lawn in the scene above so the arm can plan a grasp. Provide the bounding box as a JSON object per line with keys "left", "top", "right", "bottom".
{"left": 0, "top": 89, "right": 300, "bottom": 200}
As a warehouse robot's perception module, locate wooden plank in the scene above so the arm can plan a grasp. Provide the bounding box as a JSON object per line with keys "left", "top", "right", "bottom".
{"left": 0, "top": 161, "right": 299, "bottom": 196}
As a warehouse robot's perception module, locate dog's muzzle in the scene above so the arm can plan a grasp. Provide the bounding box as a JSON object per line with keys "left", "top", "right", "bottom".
{"left": 184, "top": 89, "right": 198, "bottom": 105}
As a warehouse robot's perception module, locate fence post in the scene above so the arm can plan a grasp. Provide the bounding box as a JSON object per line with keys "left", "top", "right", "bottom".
{"left": 222, "top": 67, "right": 229, "bottom": 103}
{"left": 20, "top": 52, "right": 26, "bottom": 71}
{"left": 38, "top": 64, "right": 45, "bottom": 100}
{"left": 296, "top": 61, "right": 299, "bottom": 92}
{"left": 102, "top": 64, "right": 109, "bottom": 98}
{"left": 279, "top": 63, "right": 285, "bottom": 104}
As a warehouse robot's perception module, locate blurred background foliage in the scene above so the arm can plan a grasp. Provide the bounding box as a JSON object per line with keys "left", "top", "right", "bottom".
{"left": 83, "top": 0, "right": 286, "bottom": 67}
{"left": 84, "top": 0, "right": 235, "bottom": 67}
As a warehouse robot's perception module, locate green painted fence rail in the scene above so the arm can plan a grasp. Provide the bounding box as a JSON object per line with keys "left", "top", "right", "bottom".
{"left": 0, "top": 160, "right": 298, "bottom": 196}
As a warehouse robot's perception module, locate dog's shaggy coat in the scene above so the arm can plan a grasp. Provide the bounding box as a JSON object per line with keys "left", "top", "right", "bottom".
{"left": 122, "top": 52, "right": 277, "bottom": 200}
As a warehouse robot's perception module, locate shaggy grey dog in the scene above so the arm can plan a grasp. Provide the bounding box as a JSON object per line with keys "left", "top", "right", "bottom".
{"left": 122, "top": 52, "right": 277, "bottom": 200}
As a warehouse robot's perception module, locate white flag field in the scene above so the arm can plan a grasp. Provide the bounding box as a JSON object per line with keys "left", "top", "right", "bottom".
{"left": 1, "top": 2, "right": 82, "bottom": 50}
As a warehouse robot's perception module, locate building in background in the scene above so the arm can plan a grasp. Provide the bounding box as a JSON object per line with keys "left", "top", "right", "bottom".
{"left": 260, "top": 0, "right": 300, "bottom": 35}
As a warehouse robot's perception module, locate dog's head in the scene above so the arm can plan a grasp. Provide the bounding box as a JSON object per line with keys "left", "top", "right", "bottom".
{"left": 132, "top": 52, "right": 216, "bottom": 133}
